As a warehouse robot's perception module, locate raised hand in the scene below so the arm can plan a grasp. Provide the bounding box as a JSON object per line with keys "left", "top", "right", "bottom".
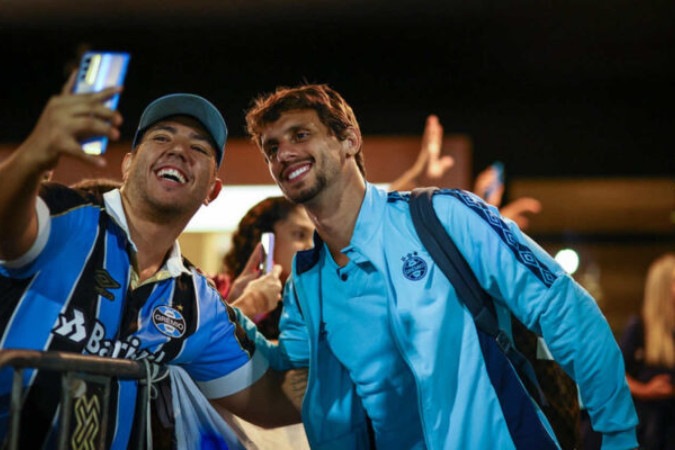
{"left": 0, "top": 74, "right": 123, "bottom": 261}
{"left": 389, "top": 114, "right": 454, "bottom": 191}
{"left": 18, "top": 72, "right": 123, "bottom": 171}
{"left": 240, "top": 265, "right": 283, "bottom": 316}
{"left": 228, "top": 242, "right": 265, "bottom": 302}
{"left": 473, "top": 164, "right": 505, "bottom": 206}
{"left": 231, "top": 264, "right": 283, "bottom": 320}
{"left": 421, "top": 115, "right": 454, "bottom": 179}
{"left": 229, "top": 242, "right": 284, "bottom": 319}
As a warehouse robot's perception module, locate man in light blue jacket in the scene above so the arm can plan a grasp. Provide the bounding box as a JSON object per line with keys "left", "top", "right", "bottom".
{"left": 243, "top": 84, "right": 638, "bottom": 449}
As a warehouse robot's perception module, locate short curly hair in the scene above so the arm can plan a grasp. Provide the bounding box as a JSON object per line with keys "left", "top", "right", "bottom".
{"left": 245, "top": 83, "right": 366, "bottom": 177}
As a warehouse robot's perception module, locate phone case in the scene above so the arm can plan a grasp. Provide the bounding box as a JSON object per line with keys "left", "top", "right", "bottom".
{"left": 260, "top": 232, "right": 275, "bottom": 274}
{"left": 72, "top": 51, "right": 130, "bottom": 155}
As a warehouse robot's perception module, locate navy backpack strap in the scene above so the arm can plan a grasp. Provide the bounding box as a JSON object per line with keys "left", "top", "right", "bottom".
{"left": 408, "top": 187, "right": 548, "bottom": 407}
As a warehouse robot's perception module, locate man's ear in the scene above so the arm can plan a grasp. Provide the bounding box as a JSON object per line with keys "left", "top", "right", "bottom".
{"left": 121, "top": 152, "right": 133, "bottom": 181}
{"left": 204, "top": 178, "right": 223, "bottom": 206}
{"left": 342, "top": 127, "right": 362, "bottom": 157}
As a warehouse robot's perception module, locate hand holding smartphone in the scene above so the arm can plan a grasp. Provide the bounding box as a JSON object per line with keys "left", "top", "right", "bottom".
{"left": 483, "top": 161, "right": 504, "bottom": 200}
{"left": 254, "top": 232, "right": 276, "bottom": 324}
{"left": 260, "top": 232, "right": 275, "bottom": 274}
{"left": 72, "top": 51, "right": 130, "bottom": 155}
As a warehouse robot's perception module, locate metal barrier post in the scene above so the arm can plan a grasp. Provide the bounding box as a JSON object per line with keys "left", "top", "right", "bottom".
{"left": 8, "top": 369, "right": 23, "bottom": 450}
{"left": 0, "top": 350, "right": 155, "bottom": 449}
{"left": 57, "top": 372, "right": 74, "bottom": 450}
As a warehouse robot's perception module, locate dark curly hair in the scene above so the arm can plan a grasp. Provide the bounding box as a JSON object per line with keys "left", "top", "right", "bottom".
{"left": 223, "top": 196, "right": 299, "bottom": 277}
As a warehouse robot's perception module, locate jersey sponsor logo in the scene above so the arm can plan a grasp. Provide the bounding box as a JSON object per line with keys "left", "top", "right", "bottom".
{"left": 86, "top": 327, "right": 167, "bottom": 363}
{"left": 152, "top": 305, "right": 186, "bottom": 338}
{"left": 53, "top": 308, "right": 88, "bottom": 342}
{"left": 402, "top": 251, "right": 427, "bottom": 281}
{"left": 85, "top": 321, "right": 145, "bottom": 359}
{"left": 52, "top": 308, "right": 167, "bottom": 363}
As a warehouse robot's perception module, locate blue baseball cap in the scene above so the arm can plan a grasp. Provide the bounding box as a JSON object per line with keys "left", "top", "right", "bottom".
{"left": 132, "top": 93, "right": 227, "bottom": 167}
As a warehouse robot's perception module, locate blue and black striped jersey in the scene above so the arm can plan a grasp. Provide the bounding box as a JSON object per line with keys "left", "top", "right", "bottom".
{"left": 0, "top": 183, "right": 267, "bottom": 449}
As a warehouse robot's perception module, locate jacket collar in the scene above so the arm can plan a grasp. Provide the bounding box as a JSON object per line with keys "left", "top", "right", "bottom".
{"left": 295, "top": 182, "right": 388, "bottom": 274}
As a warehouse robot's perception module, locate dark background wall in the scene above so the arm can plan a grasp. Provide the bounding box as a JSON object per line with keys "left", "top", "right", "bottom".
{"left": 1, "top": 0, "right": 673, "bottom": 179}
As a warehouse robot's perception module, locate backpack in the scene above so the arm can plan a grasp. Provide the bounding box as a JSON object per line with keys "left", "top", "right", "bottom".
{"left": 409, "top": 187, "right": 580, "bottom": 450}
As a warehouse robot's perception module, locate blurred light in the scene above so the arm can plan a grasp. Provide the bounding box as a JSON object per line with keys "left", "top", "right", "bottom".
{"left": 185, "top": 184, "right": 282, "bottom": 233}
{"left": 555, "top": 248, "right": 580, "bottom": 275}
{"left": 186, "top": 183, "right": 390, "bottom": 233}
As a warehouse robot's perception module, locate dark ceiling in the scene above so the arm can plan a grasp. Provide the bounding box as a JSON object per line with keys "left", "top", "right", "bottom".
{"left": 1, "top": 1, "right": 673, "bottom": 178}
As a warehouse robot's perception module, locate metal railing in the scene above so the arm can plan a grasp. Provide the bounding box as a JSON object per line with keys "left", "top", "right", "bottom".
{"left": 0, "top": 349, "right": 153, "bottom": 450}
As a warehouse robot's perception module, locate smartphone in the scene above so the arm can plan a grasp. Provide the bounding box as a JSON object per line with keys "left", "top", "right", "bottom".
{"left": 260, "top": 232, "right": 275, "bottom": 274}
{"left": 72, "top": 51, "right": 130, "bottom": 155}
{"left": 483, "top": 161, "right": 504, "bottom": 199}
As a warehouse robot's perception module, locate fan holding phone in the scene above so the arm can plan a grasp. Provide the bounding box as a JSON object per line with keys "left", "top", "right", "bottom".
{"left": 473, "top": 161, "right": 542, "bottom": 230}
{"left": 213, "top": 197, "right": 315, "bottom": 339}
{"left": 0, "top": 55, "right": 312, "bottom": 449}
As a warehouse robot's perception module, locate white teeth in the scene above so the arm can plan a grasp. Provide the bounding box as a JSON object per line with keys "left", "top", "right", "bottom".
{"left": 288, "top": 166, "right": 309, "bottom": 181}
{"left": 157, "top": 168, "right": 187, "bottom": 184}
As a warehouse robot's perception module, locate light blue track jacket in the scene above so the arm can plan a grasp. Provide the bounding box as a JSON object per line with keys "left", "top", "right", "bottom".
{"left": 253, "top": 183, "right": 638, "bottom": 450}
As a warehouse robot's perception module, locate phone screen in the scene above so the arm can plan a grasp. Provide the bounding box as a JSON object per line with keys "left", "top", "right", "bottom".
{"left": 72, "top": 51, "right": 130, "bottom": 155}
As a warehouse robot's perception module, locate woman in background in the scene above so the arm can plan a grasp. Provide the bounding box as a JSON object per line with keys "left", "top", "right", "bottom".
{"left": 620, "top": 252, "right": 675, "bottom": 450}
{"left": 214, "top": 196, "right": 314, "bottom": 339}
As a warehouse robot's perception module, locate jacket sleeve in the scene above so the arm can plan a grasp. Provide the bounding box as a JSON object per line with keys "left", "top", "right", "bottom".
{"left": 275, "top": 278, "right": 311, "bottom": 368}
{"left": 435, "top": 190, "right": 638, "bottom": 450}
{"left": 233, "top": 278, "right": 310, "bottom": 371}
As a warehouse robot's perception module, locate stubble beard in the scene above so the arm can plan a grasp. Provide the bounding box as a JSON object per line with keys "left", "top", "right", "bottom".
{"left": 126, "top": 171, "right": 195, "bottom": 221}
{"left": 282, "top": 173, "right": 327, "bottom": 205}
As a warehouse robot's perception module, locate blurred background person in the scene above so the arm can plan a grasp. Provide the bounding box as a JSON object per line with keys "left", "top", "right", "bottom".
{"left": 214, "top": 195, "right": 314, "bottom": 339}
{"left": 390, "top": 114, "right": 542, "bottom": 231}
{"left": 620, "top": 252, "right": 675, "bottom": 450}
{"left": 472, "top": 161, "right": 542, "bottom": 231}
{"left": 387, "top": 114, "right": 455, "bottom": 192}
{"left": 216, "top": 241, "right": 285, "bottom": 327}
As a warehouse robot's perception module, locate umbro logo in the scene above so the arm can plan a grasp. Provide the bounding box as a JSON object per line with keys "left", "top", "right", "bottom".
{"left": 94, "top": 269, "right": 120, "bottom": 301}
